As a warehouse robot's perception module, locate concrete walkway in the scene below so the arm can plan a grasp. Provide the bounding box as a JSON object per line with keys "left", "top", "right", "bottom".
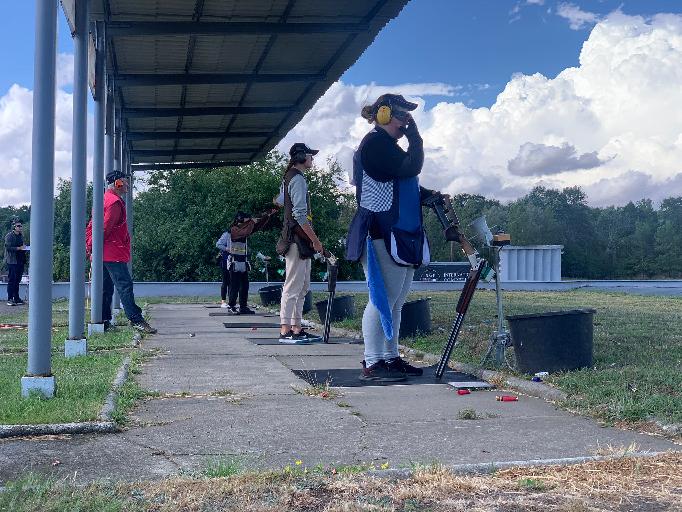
{"left": 0, "top": 303, "right": 678, "bottom": 483}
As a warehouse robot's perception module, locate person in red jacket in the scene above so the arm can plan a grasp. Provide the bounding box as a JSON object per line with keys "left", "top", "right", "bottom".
{"left": 86, "top": 171, "right": 156, "bottom": 334}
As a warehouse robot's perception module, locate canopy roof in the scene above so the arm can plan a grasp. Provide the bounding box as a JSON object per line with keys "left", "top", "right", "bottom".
{"left": 71, "top": 0, "right": 410, "bottom": 171}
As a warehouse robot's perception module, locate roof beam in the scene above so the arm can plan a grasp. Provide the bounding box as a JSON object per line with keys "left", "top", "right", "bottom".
{"left": 122, "top": 106, "right": 295, "bottom": 118}
{"left": 127, "top": 131, "right": 269, "bottom": 141}
{"left": 132, "top": 161, "right": 248, "bottom": 171}
{"left": 130, "top": 148, "right": 258, "bottom": 157}
{"left": 115, "top": 73, "right": 324, "bottom": 86}
{"left": 107, "top": 21, "right": 369, "bottom": 37}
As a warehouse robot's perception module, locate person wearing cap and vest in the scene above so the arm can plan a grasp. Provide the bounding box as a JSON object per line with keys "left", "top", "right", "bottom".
{"left": 86, "top": 171, "right": 157, "bottom": 334}
{"left": 225, "top": 208, "right": 278, "bottom": 314}
{"left": 275, "top": 143, "right": 324, "bottom": 343}
{"left": 347, "top": 93, "right": 447, "bottom": 382}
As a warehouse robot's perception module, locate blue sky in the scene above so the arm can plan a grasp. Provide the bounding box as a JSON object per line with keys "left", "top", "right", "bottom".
{"left": 340, "top": 0, "right": 682, "bottom": 107}
{"left": 2, "top": 1, "right": 680, "bottom": 105}
{"left": 2, "top": 1, "right": 682, "bottom": 206}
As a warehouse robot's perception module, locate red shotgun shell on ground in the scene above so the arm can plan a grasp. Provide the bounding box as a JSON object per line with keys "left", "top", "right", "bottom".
{"left": 496, "top": 395, "right": 518, "bottom": 402}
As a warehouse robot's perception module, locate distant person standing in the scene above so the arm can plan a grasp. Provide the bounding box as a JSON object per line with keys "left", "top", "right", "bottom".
{"left": 86, "top": 171, "right": 157, "bottom": 334}
{"left": 226, "top": 209, "right": 278, "bottom": 314}
{"left": 4, "top": 219, "right": 27, "bottom": 306}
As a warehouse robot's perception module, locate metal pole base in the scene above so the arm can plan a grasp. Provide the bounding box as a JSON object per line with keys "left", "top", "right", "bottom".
{"left": 65, "top": 338, "right": 87, "bottom": 358}
{"left": 481, "top": 330, "right": 512, "bottom": 369}
{"left": 21, "top": 375, "right": 56, "bottom": 398}
{"left": 87, "top": 323, "right": 105, "bottom": 335}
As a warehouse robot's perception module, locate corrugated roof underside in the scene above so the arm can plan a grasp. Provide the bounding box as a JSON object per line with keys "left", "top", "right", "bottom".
{"left": 88, "top": 0, "right": 410, "bottom": 166}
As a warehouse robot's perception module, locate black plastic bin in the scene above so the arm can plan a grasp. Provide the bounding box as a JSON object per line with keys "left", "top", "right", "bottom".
{"left": 506, "top": 309, "right": 596, "bottom": 374}
{"left": 302, "top": 290, "right": 313, "bottom": 314}
{"left": 316, "top": 295, "right": 354, "bottom": 324}
{"left": 258, "top": 285, "right": 282, "bottom": 306}
{"left": 399, "top": 298, "right": 432, "bottom": 338}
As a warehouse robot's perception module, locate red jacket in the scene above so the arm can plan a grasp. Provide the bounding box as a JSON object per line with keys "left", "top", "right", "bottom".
{"left": 86, "top": 189, "right": 131, "bottom": 263}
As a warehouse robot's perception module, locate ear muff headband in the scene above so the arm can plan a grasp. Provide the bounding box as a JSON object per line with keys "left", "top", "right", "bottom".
{"left": 376, "top": 104, "right": 392, "bottom": 125}
{"left": 114, "top": 178, "right": 125, "bottom": 189}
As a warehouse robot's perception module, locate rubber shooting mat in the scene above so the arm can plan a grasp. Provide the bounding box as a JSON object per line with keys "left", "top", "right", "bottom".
{"left": 291, "top": 365, "right": 484, "bottom": 388}
{"left": 247, "top": 337, "right": 362, "bottom": 346}
{"left": 209, "top": 312, "right": 277, "bottom": 317}
{"left": 223, "top": 322, "right": 281, "bottom": 329}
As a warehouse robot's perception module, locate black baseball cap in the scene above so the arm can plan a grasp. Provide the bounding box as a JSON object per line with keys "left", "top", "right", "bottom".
{"left": 106, "top": 170, "right": 127, "bottom": 184}
{"left": 377, "top": 93, "right": 418, "bottom": 111}
{"left": 289, "top": 143, "right": 319, "bottom": 157}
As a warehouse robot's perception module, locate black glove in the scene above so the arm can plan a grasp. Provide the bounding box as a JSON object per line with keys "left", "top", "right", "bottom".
{"left": 399, "top": 115, "right": 420, "bottom": 139}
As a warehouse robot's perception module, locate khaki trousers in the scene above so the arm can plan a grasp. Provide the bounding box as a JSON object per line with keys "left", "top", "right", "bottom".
{"left": 279, "top": 243, "right": 311, "bottom": 325}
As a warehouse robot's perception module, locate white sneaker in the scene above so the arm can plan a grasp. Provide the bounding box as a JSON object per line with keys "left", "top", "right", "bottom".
{"left": 220, "top": 303, "right": 229, "bottom": 309}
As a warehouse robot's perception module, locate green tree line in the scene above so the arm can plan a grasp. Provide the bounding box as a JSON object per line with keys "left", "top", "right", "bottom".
{"left": 6, "top": 152, "right": 682, "bottom": 281}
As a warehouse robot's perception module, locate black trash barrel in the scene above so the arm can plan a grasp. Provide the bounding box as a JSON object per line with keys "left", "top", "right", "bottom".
{"left": 258, "top": 285, "right": 282, "bottom": 306}
{"left": 316, "top": 295, "right": 355, "bottom": 324}
{"left": 302, "top": 290, "right": 313, "bottom": 314}
{"left": 399, "top": 298, "right": 432, "bottom": 338}
{"left": 506, "top": 309, "right": 596, "bottom": 374}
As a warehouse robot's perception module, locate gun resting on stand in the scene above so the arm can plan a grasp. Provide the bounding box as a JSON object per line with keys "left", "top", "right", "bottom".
{"left": 423, "top": 193, "right": 488, "bottom": 379}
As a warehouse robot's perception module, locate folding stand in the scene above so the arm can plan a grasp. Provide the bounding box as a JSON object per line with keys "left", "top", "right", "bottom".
{"left": 480, "top": 244, "right": 513, "bottom": 369}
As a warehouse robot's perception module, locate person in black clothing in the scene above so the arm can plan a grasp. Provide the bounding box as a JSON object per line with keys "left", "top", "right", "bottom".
{"left": 346, "top": 93, "right": 447, "bottom": 382}
{"left": 4, "top": 219, "right": 27, "bottom": 306}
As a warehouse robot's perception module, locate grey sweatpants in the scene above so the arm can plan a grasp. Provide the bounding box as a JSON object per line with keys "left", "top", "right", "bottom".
{"left": 360, "top": 239, "right": 414, "bottom": 366}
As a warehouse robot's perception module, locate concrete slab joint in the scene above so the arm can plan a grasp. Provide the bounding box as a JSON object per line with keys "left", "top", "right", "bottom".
{"left": 65, "top": 338, "right": 87, "bottom": 358}
{"left": 21, "top": 375, "right": 56, "bottom": 398}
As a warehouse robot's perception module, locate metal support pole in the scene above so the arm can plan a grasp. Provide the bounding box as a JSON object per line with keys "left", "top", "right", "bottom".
{"left": 23, "top": 0, "right": 58, "bottom": 397}
{"left": 126, "top": 161, "right": 134, "bottom": 277}
{"left": 65, "top": 0, "right": 90, "bottom": 357}
{"left": 105, "top": 97, "right": 119, "bottom": 315}
{"left": 88, "top": 23, "right": 106, "bottom": 333}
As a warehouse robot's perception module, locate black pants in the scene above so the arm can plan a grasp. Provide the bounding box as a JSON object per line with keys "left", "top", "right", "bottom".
{"left": 6, "top": 263, "right": 24, "bottom": 302}
{"left": 102, "top": 262, "right": 144, "bottom": 324}
{"left": 220, "top": 267, "right": 231, "bottom": 301}
{"left": 228, "top": 270, "right": 249, "bottom": 309}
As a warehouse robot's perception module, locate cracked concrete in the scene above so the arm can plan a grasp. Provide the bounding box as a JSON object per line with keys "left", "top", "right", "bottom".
{"left": 0, "top": 303, "right": 678, "bottom": 483}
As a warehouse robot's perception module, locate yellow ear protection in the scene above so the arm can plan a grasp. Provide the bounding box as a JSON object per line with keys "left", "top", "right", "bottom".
{"left": 376, "top": 102, "right": 393, "bottom": 125}
{"left": 376, "top": 99, "right": 411, "bottom": 126}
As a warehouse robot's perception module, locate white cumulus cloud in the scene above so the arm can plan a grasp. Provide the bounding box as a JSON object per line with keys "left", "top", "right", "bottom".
{"left": 0, "top": 82, "right": 93, "bottom": 206}
{"left": 557, "top": 2, "right": 600, "bottom": 30}
{"left": 279, "top": 12, "right": 682, "bottom": 206}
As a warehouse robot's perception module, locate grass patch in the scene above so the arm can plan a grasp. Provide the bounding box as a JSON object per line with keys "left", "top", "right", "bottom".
{"left": 0, "top": 299, "right": 142, "bottom": 425}
{"left": 0, "top": 473, "right": 140, "bottom": 512}
{"left": 0, "top": 352, "right": 123, "bottom": 424}
{"left": 457, "top": 408, "right": 481, "bottom": 420}
{"left": 517, "top": 477, "right": 551, "bottom": 492}
{"left": 202, "top": 456, "right": 243, "bottom": 478}
{"left": 1, "top": 453, "right": 679, "bottom": 511}
{"left": 0, "top": 299, "right": 70, "bottom": 327}
{"left": 292, "top": 382, "right": 340, "bottom": 400}
{"left": 306, "top": 290, "right": 682, "bottom": 427}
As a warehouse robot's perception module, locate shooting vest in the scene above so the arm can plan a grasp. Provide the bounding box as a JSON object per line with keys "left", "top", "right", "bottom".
{"left": 346, "top": 129, "right": 430, "bottom": 267}
{"left": 276, "top": 167, "right": 313, "bottom": 258}
{"left": 227, "top": 238, "right": 249, "bottom": 273}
